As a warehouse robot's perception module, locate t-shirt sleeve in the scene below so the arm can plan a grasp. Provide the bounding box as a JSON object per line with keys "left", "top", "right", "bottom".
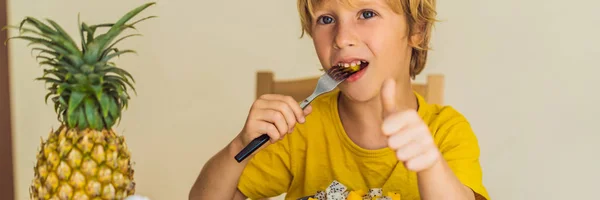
{"left": 237, "top": 136, "right": 293, "bottom": 199}
{"left": 435, "top": 121, "right": 491, "bottom": 200}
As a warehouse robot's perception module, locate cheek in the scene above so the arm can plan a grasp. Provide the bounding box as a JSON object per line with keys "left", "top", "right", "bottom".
{"left": 365, "top": 25, "right": 411, "bottom": 64}
{"left": 312, "top": 31, "right": 333, "bottom": 66}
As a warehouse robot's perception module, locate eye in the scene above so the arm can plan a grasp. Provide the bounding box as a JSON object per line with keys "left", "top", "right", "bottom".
{"left": 359, "top": 10, "right": 377, "bottom": 19}
{"left": 317, "top": 15, "right": 335, "bottom": 24}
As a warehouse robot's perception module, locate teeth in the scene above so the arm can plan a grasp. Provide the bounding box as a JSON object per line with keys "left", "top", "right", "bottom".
{"left": 335, "top": 60, "right": 366, "bottom": 68}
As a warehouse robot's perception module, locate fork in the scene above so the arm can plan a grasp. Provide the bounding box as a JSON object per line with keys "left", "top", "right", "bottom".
{"left": 234, "top": 67, "right": 356, "bottom": 163}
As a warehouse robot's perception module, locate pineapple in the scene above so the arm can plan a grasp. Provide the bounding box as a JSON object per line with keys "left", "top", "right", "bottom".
{"left": 3, "top": 2, "right": 156, "bottom": 199}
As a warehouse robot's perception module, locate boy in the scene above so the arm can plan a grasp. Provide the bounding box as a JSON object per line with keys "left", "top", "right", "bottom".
{"left": 189, "top": 0, "right": 489, "bottom": 199}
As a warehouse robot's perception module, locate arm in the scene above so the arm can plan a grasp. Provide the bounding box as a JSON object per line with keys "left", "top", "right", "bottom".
{"left": 188, "top": 136, "right": 248, "bottom": 200}
{"left": 417, "top": 158, "right": 483, "bottom": 200}
{"left": 416, "top": 119, "right": 489, "bottom": 200}
{"left": 379, "top": 79, "right": 489, "bottom": 200}
{"left": 189, "top": 94, "right": 309, "bottom": 200}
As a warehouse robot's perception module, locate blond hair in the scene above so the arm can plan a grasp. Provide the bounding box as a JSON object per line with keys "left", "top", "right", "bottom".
{"left": 297, "top": 0, "right": 437, "bottom": 78}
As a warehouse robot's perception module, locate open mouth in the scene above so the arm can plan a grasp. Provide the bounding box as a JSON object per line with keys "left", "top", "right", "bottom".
{"left": 325, "top": 60, "right": 370, "bottom": 81}
{"left": 328, "top": 60, "right": 369, "bottom": 78}
{"left": 334, "top": 60, "right": 369, "bottom": 73}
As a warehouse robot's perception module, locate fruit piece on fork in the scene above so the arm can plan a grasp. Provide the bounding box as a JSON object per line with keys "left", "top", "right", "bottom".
{"left": 326, "top": 67, "right": 356, "bottom": 81}
{"left": 326, "top": 60, "right": 369, "bottom": 81}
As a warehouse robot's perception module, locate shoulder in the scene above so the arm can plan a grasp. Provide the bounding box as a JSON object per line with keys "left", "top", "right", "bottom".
{"left": 415, "top": 93, "right": 479, "bottom": 149}
{"left": 424, "top": 104, "right": 472, "bottom": 133}
{"left": 416, "top": 92, "right": 472, "bottom": 132}
{"left": 415, "top": 93, "right": 490, "bottom": 199}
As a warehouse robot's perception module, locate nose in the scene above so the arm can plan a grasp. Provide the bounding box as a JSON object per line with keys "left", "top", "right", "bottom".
{"left": 333, "top": 21, "right": 358, "bottom": 49}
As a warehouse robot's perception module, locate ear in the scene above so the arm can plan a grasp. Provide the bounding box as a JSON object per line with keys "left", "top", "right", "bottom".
{"left": 409, "top": 22, "right": 425, "bottom": 47}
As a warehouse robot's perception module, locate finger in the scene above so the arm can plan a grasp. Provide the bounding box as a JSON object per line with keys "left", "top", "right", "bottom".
{"left": 255, "top": 109, "right": 288, "bottom": 136}
{"left": 255, "top": 121, "right": 280, "bottom": 143}
{"left": 405, "top": 149, "right": 440, "bottom": 171}
{"left": 254, "top": 99, "right": 296, "bottom": 132}
{"left": 382, "top": 110, "right": 422, "bottom": 136}
{"left": 380, "top": 78, "right": 397, "bottom": 117}
{"left": 260, "top": 95, "right": 306, "bottom": 123}
{"left": 281, "top": 96, "right": 307, "bottom": 123}
{"left": 267, "top": 101, "right": 298, "bottom": 133}
{"left": 386, "top": 125, "right": 422, "bottom": 149}
{"left": 303, "top": 105, "right": 313, "bottom": 116}
{"left": 395, "top": 141, "right": 427, "bottom": 161}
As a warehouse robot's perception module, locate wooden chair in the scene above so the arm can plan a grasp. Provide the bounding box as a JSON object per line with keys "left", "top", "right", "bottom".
{"left": 256, "top": 71, "right": 445, "bottom": 105}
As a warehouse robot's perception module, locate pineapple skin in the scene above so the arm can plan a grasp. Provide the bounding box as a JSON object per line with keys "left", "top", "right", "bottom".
{"left": 30, "top": 125, "right": 134, "bottom": 200}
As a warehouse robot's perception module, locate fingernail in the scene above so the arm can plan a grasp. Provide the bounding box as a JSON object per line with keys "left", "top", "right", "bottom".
{"left": 299, "top": 117, "right": 305, "bottom": 123}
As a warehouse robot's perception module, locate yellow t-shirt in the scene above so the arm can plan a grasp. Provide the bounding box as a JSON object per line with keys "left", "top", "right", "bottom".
{"left": 237, "top": 90, "right": 489, "bottom": 200}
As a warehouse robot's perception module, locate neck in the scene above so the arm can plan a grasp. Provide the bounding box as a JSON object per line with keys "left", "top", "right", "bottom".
{"left": 337, "top": 78, "right": 418, "bottom": 150}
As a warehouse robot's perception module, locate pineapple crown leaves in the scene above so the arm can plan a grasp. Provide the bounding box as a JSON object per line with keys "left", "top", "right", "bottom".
{"left": 2, "top": 2, "right": 156, "bottom": 130}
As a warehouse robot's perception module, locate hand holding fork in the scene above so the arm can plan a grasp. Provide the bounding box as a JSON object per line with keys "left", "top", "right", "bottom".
{"left": 234, "top": 67, "right": 356, "bottom": 162}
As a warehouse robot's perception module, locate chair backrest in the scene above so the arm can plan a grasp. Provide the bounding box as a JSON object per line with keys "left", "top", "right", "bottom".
{"left": 256, "top": 71, "right": 445, "bottom": 105}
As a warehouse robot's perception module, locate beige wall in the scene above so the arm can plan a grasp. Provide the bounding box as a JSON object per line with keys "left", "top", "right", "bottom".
{"left": 7, "top": 0, "right": 600, "bottom": 200}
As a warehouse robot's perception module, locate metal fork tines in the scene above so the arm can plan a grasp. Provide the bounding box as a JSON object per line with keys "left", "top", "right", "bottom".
{"left": 299, "top": 73, "right": 344, "bottom": 109}
{"left": 234, "top": 70, "right": 348, "bottom": 163}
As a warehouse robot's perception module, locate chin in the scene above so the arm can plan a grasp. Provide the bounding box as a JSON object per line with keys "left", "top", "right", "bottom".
{"left": 338, "top": 82, "right": 380, "bottom": 103}
{"left": 336, "top": 65, "right": 384, "bottom": 102}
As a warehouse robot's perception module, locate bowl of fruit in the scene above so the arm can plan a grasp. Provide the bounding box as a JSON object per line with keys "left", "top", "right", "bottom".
{"left": 298, "top": 180, "right": 401, "bottom": 200}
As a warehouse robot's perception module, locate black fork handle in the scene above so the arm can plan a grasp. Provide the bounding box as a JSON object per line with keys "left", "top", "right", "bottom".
{"left": 234, "top": 134, "right": 270, "bottom": 163}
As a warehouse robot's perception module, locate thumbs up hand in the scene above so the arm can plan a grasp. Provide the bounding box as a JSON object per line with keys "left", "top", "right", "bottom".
{"left": 381, "top": 79, "right": 441, "bottom": 172}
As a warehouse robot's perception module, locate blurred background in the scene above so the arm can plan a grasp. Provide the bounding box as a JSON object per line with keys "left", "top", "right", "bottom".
{"left": 2, "top": 0, "right": 599, "bottom": 199}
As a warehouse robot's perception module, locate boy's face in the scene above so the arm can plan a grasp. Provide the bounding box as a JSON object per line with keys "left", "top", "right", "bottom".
{"left": 310, "top": 0, "right": 417, "bottom": 102}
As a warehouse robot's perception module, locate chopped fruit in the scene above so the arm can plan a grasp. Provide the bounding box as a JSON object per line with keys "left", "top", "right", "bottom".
{"left": 335, "top": 60, "right": 365, "bottom": 68}
{"left": 347, "top": 190, "right": 366, "bottom": 200}
{"left": 333, "top": 61, "right": 368, "bottom": 73}
{"left": 353, "top": 189, "right": 365, "bottom": 196}
{"left": 388, "top": 192, "right": 401, "bottom": 200}
{"left": 306, "top": 180, "right": 406, "bottom": 200}
{"left": 326, "top": 60, "right": 369, "bottom": 81}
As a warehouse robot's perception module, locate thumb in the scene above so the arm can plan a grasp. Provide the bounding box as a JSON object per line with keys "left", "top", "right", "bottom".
{"left": 381, "top": 78, "right": 397, "bottom": 117}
